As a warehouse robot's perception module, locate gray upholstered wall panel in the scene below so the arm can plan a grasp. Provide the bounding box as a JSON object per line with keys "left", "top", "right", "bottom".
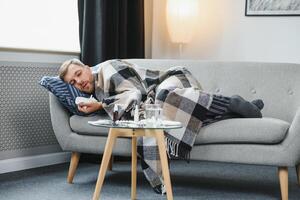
{"left": 0, "top": 61, "right": 61, "bottom": 159}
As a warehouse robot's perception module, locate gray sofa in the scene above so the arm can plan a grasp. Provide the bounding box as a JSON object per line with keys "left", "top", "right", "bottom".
{"left": 50, "top": 59, "right": 300, "bottom": 200}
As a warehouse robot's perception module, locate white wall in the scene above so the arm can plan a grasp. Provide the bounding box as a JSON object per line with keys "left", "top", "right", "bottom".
{"left": 151, "top": 0, "right": 300, "bottom": 63}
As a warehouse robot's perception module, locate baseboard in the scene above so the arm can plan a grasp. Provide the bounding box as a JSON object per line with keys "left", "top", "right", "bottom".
{"left": 0, "top": 152, "right": 71, "bottom": 174}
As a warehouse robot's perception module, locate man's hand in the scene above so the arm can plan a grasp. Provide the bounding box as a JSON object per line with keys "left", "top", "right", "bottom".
{"left": 78, "top": 101, "right": 103, "bottom": 114}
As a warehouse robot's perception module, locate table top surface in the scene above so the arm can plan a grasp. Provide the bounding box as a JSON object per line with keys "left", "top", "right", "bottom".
{"left": 88, "top": 119, "right": 183, "bottom": 130}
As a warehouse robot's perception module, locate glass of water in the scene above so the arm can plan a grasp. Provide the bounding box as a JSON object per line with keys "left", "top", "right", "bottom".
{"left": 145, "top": 104, "right": 163, "bottom": 127}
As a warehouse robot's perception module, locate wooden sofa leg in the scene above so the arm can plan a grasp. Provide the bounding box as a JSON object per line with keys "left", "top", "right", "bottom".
{"left": 278, "top": 167, "right": 288, "bottom": 200}
{"left": 108, "top": 155, "right": 114, "bottom": 171}
{"left": 67, "top": 152, "right": 81, "bottom": 184}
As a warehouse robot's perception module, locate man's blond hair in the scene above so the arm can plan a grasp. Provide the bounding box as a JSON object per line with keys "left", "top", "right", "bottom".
{"left": 58, "top": 58, "right": 85, "bottom": 81}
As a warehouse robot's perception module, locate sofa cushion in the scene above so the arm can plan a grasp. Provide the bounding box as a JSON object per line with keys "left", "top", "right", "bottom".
{"left": 71, "top": 115, "right": 289, "bottom": 144}
{"left": 70, "top": 115, "right": 110, "bottom": 136}
{"left": 194, "top": 117, "right": 290, "bottom": 145}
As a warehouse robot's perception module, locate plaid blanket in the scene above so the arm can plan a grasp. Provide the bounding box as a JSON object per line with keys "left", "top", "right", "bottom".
{"left": 94, "top": 60, "right": 213, "bottom": 194}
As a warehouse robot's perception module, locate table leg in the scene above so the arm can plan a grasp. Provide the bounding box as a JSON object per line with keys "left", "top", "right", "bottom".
{"left": 131, "top": 136, "right": 137, "bottom": 200}
{"left": 92, "top": 128, "right": 117, "bottom": 200}
{"left": 156, "top": 130, "right": 173, "bottom": 200}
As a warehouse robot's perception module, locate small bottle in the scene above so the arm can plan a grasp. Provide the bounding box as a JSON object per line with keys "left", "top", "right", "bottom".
{"left": 113, "top": 104, "right": 118, "bottom": 122}
{"left": 134, "top": 105, "right": 139, "bottom": 122}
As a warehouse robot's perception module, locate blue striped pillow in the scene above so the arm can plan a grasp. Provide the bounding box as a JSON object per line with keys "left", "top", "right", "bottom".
{"left": 40, "top": 76, "right": 90, "bottom": 115}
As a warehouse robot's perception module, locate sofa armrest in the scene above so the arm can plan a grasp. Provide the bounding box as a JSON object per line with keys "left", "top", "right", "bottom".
{"left": 285, "top": 107, "right": 300, "bottom": 165}
{"left": 49, "top": 92, "right": 73, "bottom": 151}
{"left": 289, "top": 107, "right": 300, "bottom": 139}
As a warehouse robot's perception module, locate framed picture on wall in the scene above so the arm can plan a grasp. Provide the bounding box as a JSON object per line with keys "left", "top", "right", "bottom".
{"left": 245, "top": 0, "right": 300, "bottom": 16}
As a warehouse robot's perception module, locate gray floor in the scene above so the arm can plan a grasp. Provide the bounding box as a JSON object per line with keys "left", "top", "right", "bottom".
{"left": 0, "top": 160, "right": 300, "bottom": 200}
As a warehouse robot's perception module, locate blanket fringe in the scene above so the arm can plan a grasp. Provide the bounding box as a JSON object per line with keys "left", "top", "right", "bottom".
{"left": 165, "top": 136, "right": 191, "bottom": 162}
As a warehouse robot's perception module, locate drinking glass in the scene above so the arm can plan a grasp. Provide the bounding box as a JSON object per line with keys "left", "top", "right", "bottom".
{"left": 145, "top": 104, "right": 162, "bottom": 127}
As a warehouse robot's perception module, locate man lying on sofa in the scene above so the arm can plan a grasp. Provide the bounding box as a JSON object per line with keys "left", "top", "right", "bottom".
{"left": 58, "top": 58, "right": 264, "bottom": 194}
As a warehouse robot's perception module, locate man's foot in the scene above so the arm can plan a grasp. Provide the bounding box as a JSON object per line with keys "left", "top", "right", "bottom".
{"left": 229, "top": 95, "right": 262, "bottom": 118}
{"left": 251, "top": 99, "right": 264, "bottom": 110}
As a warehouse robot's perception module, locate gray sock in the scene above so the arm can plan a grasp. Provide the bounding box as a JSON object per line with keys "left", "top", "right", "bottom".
{"left": 251, "top": 99, "right": 264, "bottom": 110}
{"left": 228, "top": 95, "right": 262, "bottom": 118}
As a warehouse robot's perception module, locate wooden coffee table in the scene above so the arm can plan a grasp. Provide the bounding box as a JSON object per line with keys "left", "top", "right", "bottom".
{"left": 89, "top": 120, "right": 182, "bottom": 200}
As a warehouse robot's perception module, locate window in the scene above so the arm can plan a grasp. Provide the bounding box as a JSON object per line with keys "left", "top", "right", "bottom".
{"left": 0, "top": 0, "right": 80, "bottom": 52}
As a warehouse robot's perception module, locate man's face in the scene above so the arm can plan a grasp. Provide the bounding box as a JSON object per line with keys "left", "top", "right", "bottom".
{"left": 64, "top": 64, "right": 94, "bottom": 94}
